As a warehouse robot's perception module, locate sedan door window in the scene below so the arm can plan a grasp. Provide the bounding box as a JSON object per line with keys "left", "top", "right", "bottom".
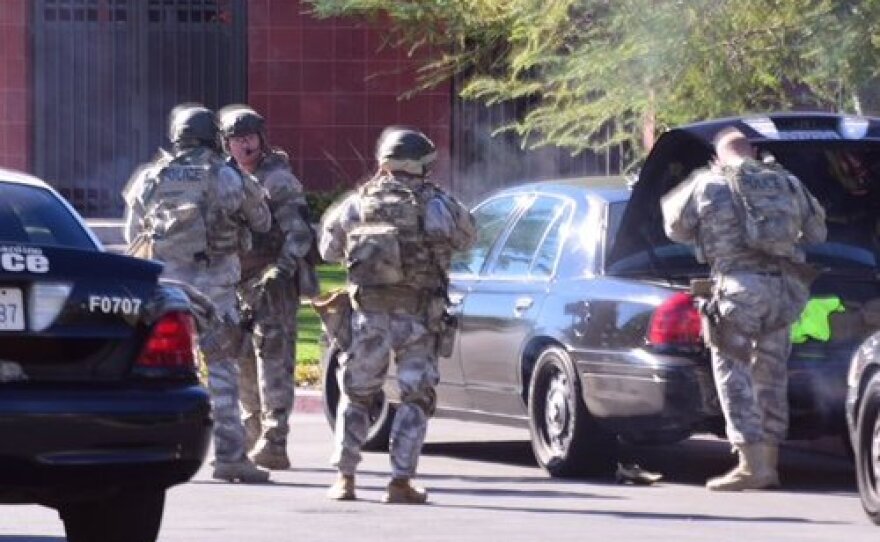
{"left": 490, "top": 196, "right": 569, "bottom": 278}
{"left": 530, "top": 204, "right": 571, "bottom": 278}
{"left": 451, "top": 194, "right": 525, "bottom": 275}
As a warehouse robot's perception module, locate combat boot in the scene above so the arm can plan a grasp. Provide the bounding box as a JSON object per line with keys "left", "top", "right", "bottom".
{"left": 381, "top": 477, "right": 428, "bottom": 504}
{"left": 327, "top": 473, "right": 356, "bottom": 501}
{"left": 762, "top": 443, "right": 781, "bottom": 487}
{"left": 249, "top": 439, "right": 291, "bottom": 470}
{"left": 212, "top": 458, "right": 271, "bottom": 483}
{"left": 706, "top": 443, "right": 779, "bottom": 491}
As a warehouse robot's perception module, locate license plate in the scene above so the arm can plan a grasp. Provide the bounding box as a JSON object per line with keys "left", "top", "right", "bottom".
{"left": 0, "top": 288, "right": 24, "bottom": 331}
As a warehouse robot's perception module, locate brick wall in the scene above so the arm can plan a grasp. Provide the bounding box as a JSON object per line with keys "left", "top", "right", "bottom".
{"left": 248, "top": 0, "right": 452, "bottom": 192}
{"left": 0, "top": 0, "right": 30, "bottom": 171}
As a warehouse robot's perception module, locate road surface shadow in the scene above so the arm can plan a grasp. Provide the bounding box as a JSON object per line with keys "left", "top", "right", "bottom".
{"left": 239, "top": 467, "right": 619, "bottom": 500}
{"left": 427, "top": 502, "right": 844, "bottom": 525}
{"left": 422, "top": 436, "right": 856, "bottom": 493}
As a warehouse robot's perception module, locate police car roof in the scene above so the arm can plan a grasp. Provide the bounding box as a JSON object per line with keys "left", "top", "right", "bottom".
{"left": 0, "top": 167, "right": 52, "bottom": 189}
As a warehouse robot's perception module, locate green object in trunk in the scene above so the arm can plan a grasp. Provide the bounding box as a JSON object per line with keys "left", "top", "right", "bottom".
{"left": 791, "top": 297, "right": 845, "bottom": 344}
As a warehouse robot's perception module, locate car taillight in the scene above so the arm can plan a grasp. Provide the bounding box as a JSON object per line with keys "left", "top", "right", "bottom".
{"left": 136, "top": 311, "right": 198, "bottom": 371}
{"left": 647, "top": 292, "right": 703, "bottom": 346}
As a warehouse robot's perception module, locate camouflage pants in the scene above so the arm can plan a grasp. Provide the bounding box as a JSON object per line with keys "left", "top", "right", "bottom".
{"left": 237, "top": 274, "right": 298, "bottom": 449}
{"left": 197, "top": 283, "right": 248, "bottom": 463}
{"left": 331, "top": 310, "right": 439, "bottom": 478}
{"left": 708, "top": 273, "right": 797, "bottom": 445}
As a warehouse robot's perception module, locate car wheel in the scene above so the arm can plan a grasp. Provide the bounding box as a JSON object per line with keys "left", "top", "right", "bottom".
{"left": 855, "top": 374, "right": 880, "bottom": 525}
{"left": 528, "top": 346, "right": 617, "bottom": 477}
{"left": 60, "top": 488, "right": 165, "bottom": 542}
{"left": 321, "top": 344, "right": 395, "bottom": 451}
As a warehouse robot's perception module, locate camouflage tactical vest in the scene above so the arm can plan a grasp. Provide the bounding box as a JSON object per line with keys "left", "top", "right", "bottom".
{"left": 723, "top": 159, "right": 803, "bottom": 260}
{"left": 240, "top": 151, "right": 288, "bottom": 278}
{"left": 346, "top": 174, "right": 441, "bottom": 289}
{"left": 142, "top": 148, "right": 237, "bottom": 264}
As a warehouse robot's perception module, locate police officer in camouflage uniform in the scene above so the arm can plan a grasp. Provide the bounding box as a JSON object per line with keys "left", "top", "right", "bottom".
{"left": 319, "top": 127, "right": 475, "bottom": 503}
{"left": 218, "top": 105, "right": 316, "bottom": 470}
{"left": 123, "top": 103, "right": 273, "bottom": 483}
{"left": 662, "top": 128, "right": 827, "bottom": 491}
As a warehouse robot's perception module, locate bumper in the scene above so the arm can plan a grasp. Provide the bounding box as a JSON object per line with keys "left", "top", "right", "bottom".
{"left": 573, "top": 348, "right": 721, "bottom": 442}
{"left": 573, "top": 344, "right": 852, "bottom": 442}
{"left": 0, "top": 383, "right": 211, "bottom": 505}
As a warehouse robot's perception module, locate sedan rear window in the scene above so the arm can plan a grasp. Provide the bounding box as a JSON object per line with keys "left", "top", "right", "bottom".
{"left": 0, "top": 183, "right": 95, "bottom": 250}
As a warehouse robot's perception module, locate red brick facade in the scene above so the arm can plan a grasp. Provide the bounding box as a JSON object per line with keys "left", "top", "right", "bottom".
{"left": 0, "top": 0, "right": 31, "bottom": 171}
{"left": 0, "top": 0, "right": 452, "bottom": 193}
{"left": 248, "top": 0, "right": 452, "bottom": 191}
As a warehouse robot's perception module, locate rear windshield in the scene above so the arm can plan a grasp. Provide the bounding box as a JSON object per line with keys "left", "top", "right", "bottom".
{"left": 0, "top": 182, "right": 96, "bottom": 250}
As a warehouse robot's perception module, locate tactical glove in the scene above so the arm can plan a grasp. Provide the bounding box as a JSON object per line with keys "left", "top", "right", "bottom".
{"left": 257, "top": 265, "right": 289, "bottom": 292}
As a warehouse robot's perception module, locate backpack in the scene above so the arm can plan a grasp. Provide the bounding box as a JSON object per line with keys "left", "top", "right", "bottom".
{"left": 724, "top": 159, "right": 803, "bottom": 260}
{"left": 345, "top": 176, "right": 423, "bottom": 287}
{"left": 142, "top": 152, "right": 213, "bottom": 263}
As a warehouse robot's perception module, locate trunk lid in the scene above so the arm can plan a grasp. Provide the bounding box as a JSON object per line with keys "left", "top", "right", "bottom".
{"left": 607, "top": 111, "right": 880, "bottom": 352}
{"left": 0, "top": 244, "right": 163, "bottom": 381}
{"left": 608, "top": 112, "right": 880, "bottom": 279}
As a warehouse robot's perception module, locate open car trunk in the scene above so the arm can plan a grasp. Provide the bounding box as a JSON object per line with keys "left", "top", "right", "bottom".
{"left": 607, "top": 112, "right": 880, "bottom": 376}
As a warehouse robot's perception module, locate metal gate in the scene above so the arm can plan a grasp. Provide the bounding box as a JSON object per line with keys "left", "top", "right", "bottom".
{"left": 451, "top": 76, "right": 624, "bottom": 204}
{"left": 33, "top": 0, "right": 247, "bottom": 216}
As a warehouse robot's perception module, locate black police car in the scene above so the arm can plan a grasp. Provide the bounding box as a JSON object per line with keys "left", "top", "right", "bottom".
{"left": 0, "top": 168, "right": 211, "bottom": 542}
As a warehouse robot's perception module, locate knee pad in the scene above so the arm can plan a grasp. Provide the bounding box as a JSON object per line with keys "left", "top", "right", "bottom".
{"left": 400, "top": 388, "right": 436, "bottom": 418}
{"left": 341, "top": 378, "right": 378, "bottom": 409}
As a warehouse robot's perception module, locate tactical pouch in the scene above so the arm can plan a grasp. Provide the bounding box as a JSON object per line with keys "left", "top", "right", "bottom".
{"left": 424, "top": 295, "right": 456, "bottom": 357}
{"left": 437, "top": 312, "right": 458, "bottom": 358}
{"left": 698, "top": 300, "right": 719, "bottom": 349}
{"left": 345, "top": 223, "right": 403, "bottom": 286}
{"left": 312, "top": 288, "right": 353, "bottom": 350}
{"left": 689, "top": 278, "right": 714, "bottom": 298}
{"left": 352, "top": 286, "right": 420, "bottom": 313}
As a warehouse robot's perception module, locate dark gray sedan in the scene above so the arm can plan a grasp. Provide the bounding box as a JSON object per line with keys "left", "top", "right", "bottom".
{"left": 323, "top": 112, "right": 880, "bottom": 478}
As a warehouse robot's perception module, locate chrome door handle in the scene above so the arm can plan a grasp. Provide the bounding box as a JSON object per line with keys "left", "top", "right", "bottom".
{"left": 448, "top": 292, "right": 465, "bottom": 306}
{"left": 514, "top": 297, "right": 534, "bottom": 313}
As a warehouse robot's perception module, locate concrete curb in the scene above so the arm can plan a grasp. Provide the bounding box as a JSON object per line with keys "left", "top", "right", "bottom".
{"left": 294, "top": 387, "right": 324, "bottom": 414}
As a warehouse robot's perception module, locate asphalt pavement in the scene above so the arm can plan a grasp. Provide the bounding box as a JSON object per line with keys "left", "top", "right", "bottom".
{"left": 2, "top": 412, "right": 875, "bottom": 542}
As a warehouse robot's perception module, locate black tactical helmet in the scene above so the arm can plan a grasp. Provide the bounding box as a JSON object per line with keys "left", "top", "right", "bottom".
{"left": 217, "top": 105, "right": 266, "bottom": 138}
{"left": 375, "top": 127, "right": 437, "bottom": 176}
{"left": 168, "top": 103, "right": 218, "bottom": 146}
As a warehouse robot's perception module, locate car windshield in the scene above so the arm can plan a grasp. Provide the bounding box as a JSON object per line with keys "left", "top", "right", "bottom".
{"left": 0, "top": 182, "right": 96, "bottom": 250}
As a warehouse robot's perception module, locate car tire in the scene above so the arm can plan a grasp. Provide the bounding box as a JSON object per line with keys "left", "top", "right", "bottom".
{"left": 321, "top": 345, "right": 395, "bottom": 452}
{"left": 855, "top": 373, "right": 880, "bottom": 525}
{"left": 528, "top": 346, "right": 617, "bottom": 477}
{"left": 60, "top": 488, "right": 165, "bottom": 542}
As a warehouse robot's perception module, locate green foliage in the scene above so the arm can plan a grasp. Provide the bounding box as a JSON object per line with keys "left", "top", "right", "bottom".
{"left": 304, "top": 0, "right": 880, "bottom": 163}
{"left": 305, "top": 187, "right": 350, "bottom": 222}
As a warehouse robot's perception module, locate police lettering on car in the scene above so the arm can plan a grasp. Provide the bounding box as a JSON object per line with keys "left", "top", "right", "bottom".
{"left": 0, "top": 246, "right": 49, "bottom": 274}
